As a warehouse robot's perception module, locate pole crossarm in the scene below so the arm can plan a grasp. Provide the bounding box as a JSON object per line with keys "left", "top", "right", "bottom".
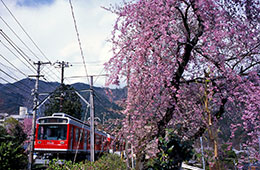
{"left": 65, "top": 74, "right": 109, "bottom": 79}
{"left": 54, "top": 61, "right": 71, "bottom": 112}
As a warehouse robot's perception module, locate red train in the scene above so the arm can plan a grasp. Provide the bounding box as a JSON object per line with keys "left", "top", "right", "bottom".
{"left": 34, "top": 113, "right": 114, "bottom": 160}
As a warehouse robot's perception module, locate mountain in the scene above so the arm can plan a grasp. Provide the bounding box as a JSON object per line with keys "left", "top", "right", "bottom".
{"left": 0, "top": 78, "right": 126, "bottom": 121}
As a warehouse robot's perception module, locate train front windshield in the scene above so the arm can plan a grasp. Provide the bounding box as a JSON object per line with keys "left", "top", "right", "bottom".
{"left": 38, "top": 125, "right": 67, "bottom": 140}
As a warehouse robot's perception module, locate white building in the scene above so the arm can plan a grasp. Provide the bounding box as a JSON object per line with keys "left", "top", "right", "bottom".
{"left": 0, "top": 107, "right": 32, "bottom": 124}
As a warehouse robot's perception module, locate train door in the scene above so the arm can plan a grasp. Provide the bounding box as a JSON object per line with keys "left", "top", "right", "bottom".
{"left": 70, "top": 126, "right": 74, "bottom": 151}
{"left": 84, "top": 130, "right": 87, "bottom": 151}
{"left": 73, "top": 127, "right": 79, "bottom": 150}
{"left": 101, "top": 136, "right": 104, "bottom": 152}
{"left": 87, "top": 131, "right": 90, "bottom": 150}
{"left": 95, "top": 134, "right": 102, "bottom": 151}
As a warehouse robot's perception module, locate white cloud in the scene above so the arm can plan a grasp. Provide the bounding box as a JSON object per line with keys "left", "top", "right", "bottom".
{"left": 0, "top": 0, "right": 120, "bottom": 86}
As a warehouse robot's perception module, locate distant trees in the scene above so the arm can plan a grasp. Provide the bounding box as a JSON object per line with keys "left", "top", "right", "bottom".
{"left": 0, "top": 118, "right": 28, "bottom": 170}
{"left": 44, "top": 85, "right": 82, "bottom": 119}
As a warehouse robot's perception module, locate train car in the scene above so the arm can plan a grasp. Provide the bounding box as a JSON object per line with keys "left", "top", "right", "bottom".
{"left": 34, "top": 113, "right": 113, "bottom": 160}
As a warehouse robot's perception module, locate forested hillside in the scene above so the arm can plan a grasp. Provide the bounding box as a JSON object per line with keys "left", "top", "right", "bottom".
{"left": 0, "top": 78, "right": 126, "bottom": 121}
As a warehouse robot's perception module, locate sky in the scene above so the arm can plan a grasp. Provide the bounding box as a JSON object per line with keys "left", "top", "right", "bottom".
{"left": 0, "top": 0, "right": 123, "bottom": 87}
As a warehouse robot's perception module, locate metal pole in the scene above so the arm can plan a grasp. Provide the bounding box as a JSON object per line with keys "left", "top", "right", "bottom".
{"left": 28, "top": 61, "right": 40, "bottom": 170}
{"left": 54, "top": 61, "right": 70, "bottom": 112}
{"left": 103, "top": 112, "right": 106, "bottom": 125}
{"left": 200, "top": 137, "right": 206, "bottom": 170}
{"left": 131, "top": 144, "right": 134, "bottom": 169}
{"left": 61, "top": 61, "right": 65, "bottom": 85}
{"left": 59, "top": 61, "right": 65, "bottom": 112}
{"left": 258, "top": 136, "right": 260, "bottom": 154}
{"left": 28, "top": 61, "right": 50, "bottom": 170}
{"left": 90, "top": 76, "right": 95, "bottom": 162}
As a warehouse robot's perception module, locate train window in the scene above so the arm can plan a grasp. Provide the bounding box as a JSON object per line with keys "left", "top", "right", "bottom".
{"left": 39, "top": 118, "right": 68, "bottom": 123}
{"left": 37, "top": 125, "right": 67, "bottom": 140}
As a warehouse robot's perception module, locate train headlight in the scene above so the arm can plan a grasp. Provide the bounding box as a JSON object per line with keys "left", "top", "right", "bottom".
{"left": 60, "top": 141, "right": 64, "bottom": 144}
{"left": 38, "top": 141, "right": 41, "bottom": 144}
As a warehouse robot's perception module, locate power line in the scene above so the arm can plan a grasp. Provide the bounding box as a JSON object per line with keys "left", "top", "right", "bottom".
{"left": 0, "top": 16, "right": 42, "bottom": 62}
{"left": 0, "top": 28, "right": 59, "bottom": 83}
{"left": 94, "top": 90, "right": 110, "bottom": 111}
{"left": 0, "top": 40, "right": 36, "bottom": 73}
{"left": 0, "top": 54, "right": 55, "bottom": 94}
{"left": 0, "top": 54, "right": 56, "bottom": 94}
{"left": 0, "top": 30, "right": 37, "bottom": 72}
{"left": 0, "top": 53, "right": 28, "bottom": 77}
{"left": 68, "top": 0, "right": 89, "bottom": 84}
{"left": 0, "top": 68, "right": 32, "bottom": 91}
{"left": 0, "top": 33, "right": 56, "bottom": 91}
{"left": 0, "top": 16, "right": 60, "bottom": 82}
{"left": 0, "top": 0, "right": 49, "bottom": 62}
{"left": 70, "top": 61, "right": 107, "bottom": 64}
{"left": 0, "top": 0, "right": 61, "bottom": 81}
{"left": 0, "top": 79, "right": 25, "bottom": 106}
{"left": 94, "top": 68, "right": 107, "bottom": 85}
{"left": 0, "top": 74, "right": 31, "bottom": 94}
{"left": 0, "top": 62, "right": 21, "bottom": 80}
{"left": 41, "top": 66, "right": 60, "bottom": 82}
{"left": 0, "top": 29, "right": 35, "bottom": 65}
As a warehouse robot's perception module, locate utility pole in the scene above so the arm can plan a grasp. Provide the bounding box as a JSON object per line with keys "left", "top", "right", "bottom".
{"left": 90, "top": 76, "right": 95, "bottom": 162}
{"left": 68, "top": 74, "right": 108, "bottom": 162}
{"left": 200, "top": 137, "right": 206, "bottom": 170}
{"left": 54, "top": 61, "right": 71, "bottom": 112}
{"left": 103, "top": 112, "right": 106, "bottom": 125}
{"left": 89, "top": 75, "right": 107, "bottom": 162}
{"left": 28, "top": 61, "right": 50, "bottom": 170}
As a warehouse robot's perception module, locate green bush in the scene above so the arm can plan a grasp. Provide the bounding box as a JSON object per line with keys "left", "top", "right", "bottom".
{"left": 94, "top": 153, "right": 126, "bottom": 170}
{"left": 0, "top": 119, "right": 28, "bottom": 170}
{"left": 146, "top": 129, "right": 193, "bottom": 170}
{"left": 47, "top": 153, "right": 126, "bottom": 170}
{"left": 0, "top": 141, "right": 28, "bottom": 170}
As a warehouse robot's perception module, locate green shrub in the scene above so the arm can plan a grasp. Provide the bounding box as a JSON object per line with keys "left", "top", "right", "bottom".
{"left": 146, "top": 129, "right": 193, "bottom": 170}
{"left": 93, "top": 153, "right": 126, "bottom": 170}
{"left": 0, "top": 141, "right": 28, "bottom": 170}
{"left": 0, "top": 119, "right": 28, "bottom": 170}
{"left": 47, "top": 153, "right": 126, "bottom": 170}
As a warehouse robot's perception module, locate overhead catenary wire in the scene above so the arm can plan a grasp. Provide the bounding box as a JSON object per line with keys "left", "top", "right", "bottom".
{"left": 94, "top": 68, "right": 106, "bottom": 85}
{"left": 68, "top": 0, "right": 89, "bottom": 84}
{"left": 70, "top": 60, "right": 107, "bottom": 64}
